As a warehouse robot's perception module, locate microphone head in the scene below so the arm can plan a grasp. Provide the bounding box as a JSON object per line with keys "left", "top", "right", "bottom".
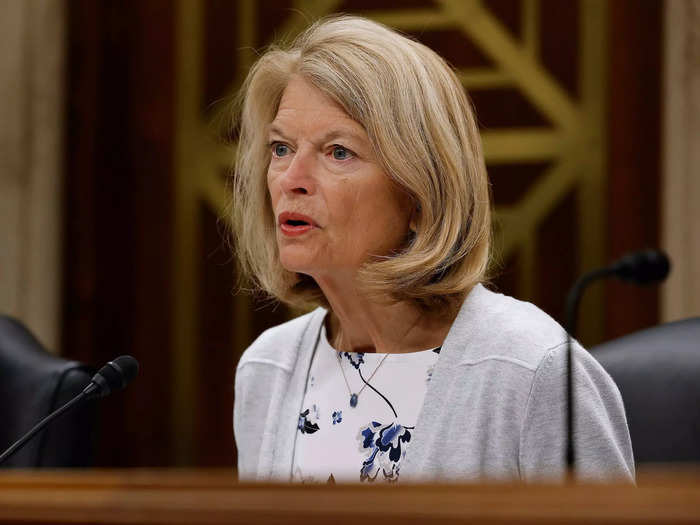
{"left": 87, "top": 355, "right": 140, "bottom": 398}
{"left": 110, "top": 355, "right": 140, "bottom": 387}
{"left": 611, "top": 250, "right": 671, "bottom": 285}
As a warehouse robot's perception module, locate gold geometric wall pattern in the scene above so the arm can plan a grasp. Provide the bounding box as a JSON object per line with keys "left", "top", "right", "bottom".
{"left": 173, "top": 0, "right": 607, "bottom": 463}
{"left": 184, "top": 0, "right": 606, "bottom": 307}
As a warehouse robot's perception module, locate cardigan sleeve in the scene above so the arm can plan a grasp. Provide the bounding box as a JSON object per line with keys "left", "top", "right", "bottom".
{"left": 234, "top": 361, "right": 265, "bottom": 480}
{"left": 518, "top": 342, "right": 635, "bottom": 482}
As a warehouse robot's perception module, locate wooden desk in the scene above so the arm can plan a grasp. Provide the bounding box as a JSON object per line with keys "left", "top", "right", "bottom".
{"left": 1, "top": 469, "right": 699, "bottom": 524}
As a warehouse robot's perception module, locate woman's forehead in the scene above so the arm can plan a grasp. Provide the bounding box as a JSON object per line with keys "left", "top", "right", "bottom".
{"left": 277, "top": 75, "right": 344, "bottom": 112}
{"left": 270, "top": 78, "right": 367, "bottom": 143}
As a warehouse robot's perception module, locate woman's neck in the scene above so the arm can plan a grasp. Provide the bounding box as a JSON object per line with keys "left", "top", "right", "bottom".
{"left": 314, "top": 272, "right": 454, "bottom": 354}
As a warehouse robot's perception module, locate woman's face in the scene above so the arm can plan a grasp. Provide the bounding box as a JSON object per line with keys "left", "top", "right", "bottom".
{"left": 267, "top": 75, "right": 412, "bottom": 281}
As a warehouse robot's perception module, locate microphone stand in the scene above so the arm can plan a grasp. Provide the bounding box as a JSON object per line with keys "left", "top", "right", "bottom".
{"left": 564, "top": 267, "right": 615, "bottom": 473}
{"left": 564, "top": 250, "right": 669, "bottom": 479}
{"left": 0, "top": 392, "right": 89, "bottom": 466}
{"left": 0, "top": 355, "right": 139, "bottom": 466}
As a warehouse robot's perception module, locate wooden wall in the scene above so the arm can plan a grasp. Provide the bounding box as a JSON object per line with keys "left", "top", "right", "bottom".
{"left": 62, "top": 0, "right": 662, "bottom": 467}
{"left": 63, "top": 0, "right": 176, "bottom": 466}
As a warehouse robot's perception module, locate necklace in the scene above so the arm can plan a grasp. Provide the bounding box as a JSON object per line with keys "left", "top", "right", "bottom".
{"left": 329, "top": 323, "right": 391, "bottom": 408}
{"left": 335, "top": 351, "right": 389, "bottom": 408}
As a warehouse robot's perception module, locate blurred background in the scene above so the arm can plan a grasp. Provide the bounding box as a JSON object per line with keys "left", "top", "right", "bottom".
{"left": 1, "top": 0, "right": 698, "bottom": 468}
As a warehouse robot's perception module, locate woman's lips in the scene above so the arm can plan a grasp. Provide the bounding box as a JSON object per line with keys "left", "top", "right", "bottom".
{"left": 278, "top": 211, "right": 317, "bottom": 237}
{"left": 280, "top": 223, "right": 313, "bottom": 236}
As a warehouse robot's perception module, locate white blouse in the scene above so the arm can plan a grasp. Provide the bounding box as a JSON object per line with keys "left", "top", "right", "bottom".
{"left": 292, "top": 323, "right": 441, "bottom": 483}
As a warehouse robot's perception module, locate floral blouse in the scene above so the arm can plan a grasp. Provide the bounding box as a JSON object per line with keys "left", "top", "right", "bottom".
{"left": 292, "top": 323, "right": 441, "bottom": 483}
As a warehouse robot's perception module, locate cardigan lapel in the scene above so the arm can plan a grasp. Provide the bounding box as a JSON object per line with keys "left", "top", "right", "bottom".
{"left": 400, "top": 284, "right": 487, "bottom": 480}
{"left": 265, "top": 307, "right": 326, "bottom": 481}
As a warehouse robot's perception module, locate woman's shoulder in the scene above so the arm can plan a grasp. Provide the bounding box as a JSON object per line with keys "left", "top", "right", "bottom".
{"left": 236, "top": 307, "right": 326, "bottom": 372}
{"left": 450, "top": 285, "right": 621, "bottom": 405}
{"left": 451, "top": 284, "right": 571, "bottom": 370}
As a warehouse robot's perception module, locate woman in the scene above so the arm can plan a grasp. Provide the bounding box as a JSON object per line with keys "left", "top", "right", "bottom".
{"left": 231, "top": 15, "right": 633, "bottom": 483}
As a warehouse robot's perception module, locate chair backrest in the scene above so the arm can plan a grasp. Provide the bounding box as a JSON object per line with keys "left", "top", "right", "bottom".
{"left": 0, "top": 315, "right": 97, "bottom": 468}
{"left": 592, "top": 317, "right": 700, "bottom": 463}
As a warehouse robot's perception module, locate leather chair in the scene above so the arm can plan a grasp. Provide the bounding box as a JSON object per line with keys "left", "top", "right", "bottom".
{"left": 0, "top": 315, "right": 97, "bottom": 468}
{"left": 592, "top": 317, "right": 700, "bottom": 463}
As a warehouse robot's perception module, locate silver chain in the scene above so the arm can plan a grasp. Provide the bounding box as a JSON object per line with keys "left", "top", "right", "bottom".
{"left": 336, "top": 351, "right": 389, "bottom": 399}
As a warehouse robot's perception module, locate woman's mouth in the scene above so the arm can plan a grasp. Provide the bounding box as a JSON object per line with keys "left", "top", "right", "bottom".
{"left": 278, "top": 212, "right": 317, "bottom": 237}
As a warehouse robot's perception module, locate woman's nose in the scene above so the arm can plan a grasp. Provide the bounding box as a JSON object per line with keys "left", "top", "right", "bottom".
{"left": 279, "top": 150, "right": 316, "bottom": 195}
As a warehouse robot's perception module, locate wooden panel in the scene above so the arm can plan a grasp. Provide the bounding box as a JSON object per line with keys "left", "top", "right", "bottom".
{"left": 196, "top": 204, "right": 237, "bottom": 467}
{"left": 540, "top": 0, "right": 579, "bottom": 99}
{"left": 172, "top": 0, "right": 644, "bottom": 464}
{"left": 60, "top": 0, "right": 662, "bottom": 470}
{"left": 606, "top": 0, "right": 662, "bottom": 340}
{"left": 536, "top": 190, "right": 578, "bottom": 325}
{"left": 63, "top": 0, "right": 175, "bottom": 466}
{"left": 0, "top": 469, "right": 700, "bottom": 524}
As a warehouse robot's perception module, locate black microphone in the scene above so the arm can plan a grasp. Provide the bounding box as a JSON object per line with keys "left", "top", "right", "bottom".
{"left": 82, "top": 355, "right": 140, "bottom": 399}
{"left": 564, "top": 250, "right": 670, "bottom": 476}
{"left": 0, "top": 355, "right": 139, "bottom": 466}
{"left": 609, "top": 249, "right": 671, "bottom": 285}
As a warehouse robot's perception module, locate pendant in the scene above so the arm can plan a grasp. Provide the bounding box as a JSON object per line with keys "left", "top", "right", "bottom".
{"left": 349, "top": 393, "right": 358, "bottom": 408}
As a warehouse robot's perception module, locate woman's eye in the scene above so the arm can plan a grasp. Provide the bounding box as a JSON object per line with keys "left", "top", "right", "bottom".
{"left": 272, "top": 143, "right": 289, "bottom": 157}
{"left": 331, "top": 145, "right": 352, "bottom": 160}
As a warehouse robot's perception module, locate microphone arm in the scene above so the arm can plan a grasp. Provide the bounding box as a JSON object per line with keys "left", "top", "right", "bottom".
{"left": 564, "top": 267, "right": 614, "bottom": 472}
{"left": 564, "top": 250, "right": 670, "bottom": 475}
{"left": 565, "top": 267, "right": 616, "bottom": 338}
{"left": 0, "top": 355, "right": 139, "bottom": 466}
{"left": 0, "top": 391, "right": 90, "bottom": 466}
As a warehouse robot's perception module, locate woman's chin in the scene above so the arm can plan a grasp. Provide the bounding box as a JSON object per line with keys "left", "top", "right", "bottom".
{"left": 279, "top": 254, "right": 317, "bottom": 275}
{"left": 278, "top": 248, "right": 358, "bottom": 279}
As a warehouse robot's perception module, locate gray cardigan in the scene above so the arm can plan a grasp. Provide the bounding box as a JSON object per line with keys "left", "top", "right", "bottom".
{"left": 234, "top": 284, "right": 635, "bottom": 482}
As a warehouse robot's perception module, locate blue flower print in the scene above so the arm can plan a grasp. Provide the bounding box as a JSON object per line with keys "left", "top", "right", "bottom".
{"left": 298, "top": 408, "right": 320, "bottom": 434}
{"left": 343, "top": 352, "right": 365, "bottom": 370}
{"left": 332, "top": 410, "right": 342, "bottom": 425}
{"left": 358, "top": 421, "right": 412, "bottom": 482}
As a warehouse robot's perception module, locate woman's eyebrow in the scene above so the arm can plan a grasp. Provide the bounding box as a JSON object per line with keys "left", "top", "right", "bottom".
{"left": 319, "top": 128, "right": 364, "bottom": 144}
{"left": 268, "top": 124, "right": 366, "bottom": 144}
{"left": 268, "top": 124, "right": 292, "bottom": 140}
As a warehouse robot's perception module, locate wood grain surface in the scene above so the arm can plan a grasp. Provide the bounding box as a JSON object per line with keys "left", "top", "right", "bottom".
{"left": 0, "top": 468, "right": 699, "bottom": 524}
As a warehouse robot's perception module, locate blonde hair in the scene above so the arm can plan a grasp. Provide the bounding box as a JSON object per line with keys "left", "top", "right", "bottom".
{"left": 230, "top": 14, "right": 491, "bottom": 315}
